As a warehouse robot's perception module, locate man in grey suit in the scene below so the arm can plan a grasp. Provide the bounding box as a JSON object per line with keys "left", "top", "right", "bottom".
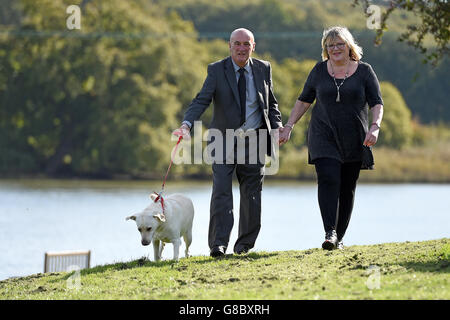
{"left": 173, "top": 28, "right": 282, "bottom": 257}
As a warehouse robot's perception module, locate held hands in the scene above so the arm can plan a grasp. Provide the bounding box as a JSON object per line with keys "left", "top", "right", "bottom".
{"left": 278, "top": 125, "right": 293, "bottom": 146}
{"left": 363, "top": 123, "right": 380, "bottom": 147}
{"left": 172, "top": 124, "right": 191, "bottom": 140}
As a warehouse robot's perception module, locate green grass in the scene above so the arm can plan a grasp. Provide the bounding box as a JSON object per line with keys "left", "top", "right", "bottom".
{"left": 1, "top": 239, "right": 448, "bottom": 300}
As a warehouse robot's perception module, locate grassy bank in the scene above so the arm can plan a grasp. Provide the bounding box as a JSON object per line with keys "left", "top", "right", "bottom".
{"left": 1, "top": 238, "right": 448, "bottom": 300}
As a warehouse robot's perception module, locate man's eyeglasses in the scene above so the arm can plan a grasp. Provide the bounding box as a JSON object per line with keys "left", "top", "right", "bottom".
{"left": 326, "top": 43, "right": 346, "bottom": 50}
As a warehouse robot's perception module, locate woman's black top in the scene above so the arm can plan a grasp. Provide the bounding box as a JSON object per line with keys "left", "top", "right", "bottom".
{"left": 298, "top": 60, "right": 383, "bottom": 168}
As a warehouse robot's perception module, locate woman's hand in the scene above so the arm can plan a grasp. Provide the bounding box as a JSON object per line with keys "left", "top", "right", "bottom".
{"left": 365, "top": 104, "right": 383, "bottom": 147}
{"left": 363, "top": 123, "right": 379, "bottom": 147}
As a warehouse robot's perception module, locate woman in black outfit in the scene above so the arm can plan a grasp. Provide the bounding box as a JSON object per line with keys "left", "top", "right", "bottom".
{"left": 279, "top": 26, "right": 384, "bottom": 250}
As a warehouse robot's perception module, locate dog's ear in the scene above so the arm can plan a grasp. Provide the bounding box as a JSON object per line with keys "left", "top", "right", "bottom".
{"left": 149, "top": 193, "right": 159, "bottom": 202}
{"left": 153, "top": 213, "right": 166, "bottom": 223}
{"left": 125, "top": 215, "right": 136, "bottom": 221}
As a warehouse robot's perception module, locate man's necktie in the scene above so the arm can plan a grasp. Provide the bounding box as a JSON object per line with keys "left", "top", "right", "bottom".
{"left": 238, "top": 68, "right": 246, "bottom": 126}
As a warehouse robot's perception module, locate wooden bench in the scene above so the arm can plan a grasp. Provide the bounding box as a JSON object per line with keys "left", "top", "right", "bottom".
{"left": 44, "top": 250, "right": 91, "bottom": 273}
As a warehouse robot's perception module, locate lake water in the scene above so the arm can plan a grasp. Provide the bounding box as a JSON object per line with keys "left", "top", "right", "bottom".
{"left": 0, "top": 179, "right": 449, "bottom": 281}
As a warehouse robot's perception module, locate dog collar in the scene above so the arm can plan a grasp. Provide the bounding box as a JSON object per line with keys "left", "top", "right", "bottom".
{"left": 153, "top": 192, "right": 165, "bottom": 214}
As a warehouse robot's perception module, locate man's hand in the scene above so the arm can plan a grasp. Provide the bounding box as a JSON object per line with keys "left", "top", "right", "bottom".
{"left": 172, "top": 124, "right": 191, "bottom": 140}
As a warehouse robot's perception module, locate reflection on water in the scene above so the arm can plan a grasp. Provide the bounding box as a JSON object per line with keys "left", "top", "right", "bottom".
{"left": 0, "top": 179, "right": 449, "bottom": 280}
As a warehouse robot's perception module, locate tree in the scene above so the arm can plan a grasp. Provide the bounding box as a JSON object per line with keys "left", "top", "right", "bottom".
{"left": 377, "top": 81, "right": 413, "bottom": 148}
{"left": 0, "top": 0, "right": 209, "bottom": 177}
{"left": 353, "top": 0, "right": 449, "bottom": 66}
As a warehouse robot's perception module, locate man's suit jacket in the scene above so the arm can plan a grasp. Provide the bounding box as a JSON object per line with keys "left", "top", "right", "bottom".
{"left": 184, "top": 57, "right": 282, "bottom": 133}
{"left": 183, "top": 57, "right": 282, "bottom": 156}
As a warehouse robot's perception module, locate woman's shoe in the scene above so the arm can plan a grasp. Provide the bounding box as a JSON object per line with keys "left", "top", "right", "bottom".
{"left": 322, "top": 230, "right": 338, "bottom": 250}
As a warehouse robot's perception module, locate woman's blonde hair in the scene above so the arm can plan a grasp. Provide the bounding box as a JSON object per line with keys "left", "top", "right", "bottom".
{"left": 321, "top": 26, "right": 363, "bottom": 61}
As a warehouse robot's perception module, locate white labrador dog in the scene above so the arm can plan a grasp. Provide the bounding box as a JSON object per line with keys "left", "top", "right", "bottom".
{"left": 126, "top": 193, "right": 194, "bottom": 261}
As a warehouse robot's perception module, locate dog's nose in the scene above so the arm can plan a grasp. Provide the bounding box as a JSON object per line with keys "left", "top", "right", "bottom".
{"left": 141, "top": 240, "right": 150, "bottom": 246}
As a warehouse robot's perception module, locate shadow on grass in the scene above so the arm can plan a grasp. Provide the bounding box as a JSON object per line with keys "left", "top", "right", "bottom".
{"left": 189, "top": 251, "right": 279, "bottom": 265}
{"left": 397, "top": 259, "right": 450, "bottom": 274}
{"left": 395, "top": 243, "right": 450, "bottom": 273}
{"left": 49, "top": 251, "right": 280, "bottom": 281}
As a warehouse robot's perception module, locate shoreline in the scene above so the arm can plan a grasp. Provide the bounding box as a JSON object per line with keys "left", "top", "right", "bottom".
{"left": 0, "top": 175, "right": 449, "bottom": 184}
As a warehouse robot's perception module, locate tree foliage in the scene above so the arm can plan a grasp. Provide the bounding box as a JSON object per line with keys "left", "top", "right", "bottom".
{"left": 0, "top": 0, "right": 209, "bottom": 177}
{"left": 378, "top": 81, "right": 413, "bottom": 148}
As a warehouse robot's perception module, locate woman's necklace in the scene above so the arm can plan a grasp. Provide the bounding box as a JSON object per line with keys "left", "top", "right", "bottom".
{"left": 329, "top": 60, "right": 350, "bottom": 102}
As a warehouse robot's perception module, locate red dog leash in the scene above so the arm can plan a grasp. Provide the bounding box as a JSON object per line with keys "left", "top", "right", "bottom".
{"left": 152, "top": 135, "right": 183, "bottom": 213}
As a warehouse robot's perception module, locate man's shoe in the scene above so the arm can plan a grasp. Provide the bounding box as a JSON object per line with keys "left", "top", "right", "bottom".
{"left": 210, "top": 246, "right": 226, "bottom": 257}
{"left": 337, "top": 240, "right": 344, "bottom": 250}
{"left": 322, "top": 230, "right": 338, "bottom": 250}
{"left": 235, "top": 246, "right": 250, "bottom": 255}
